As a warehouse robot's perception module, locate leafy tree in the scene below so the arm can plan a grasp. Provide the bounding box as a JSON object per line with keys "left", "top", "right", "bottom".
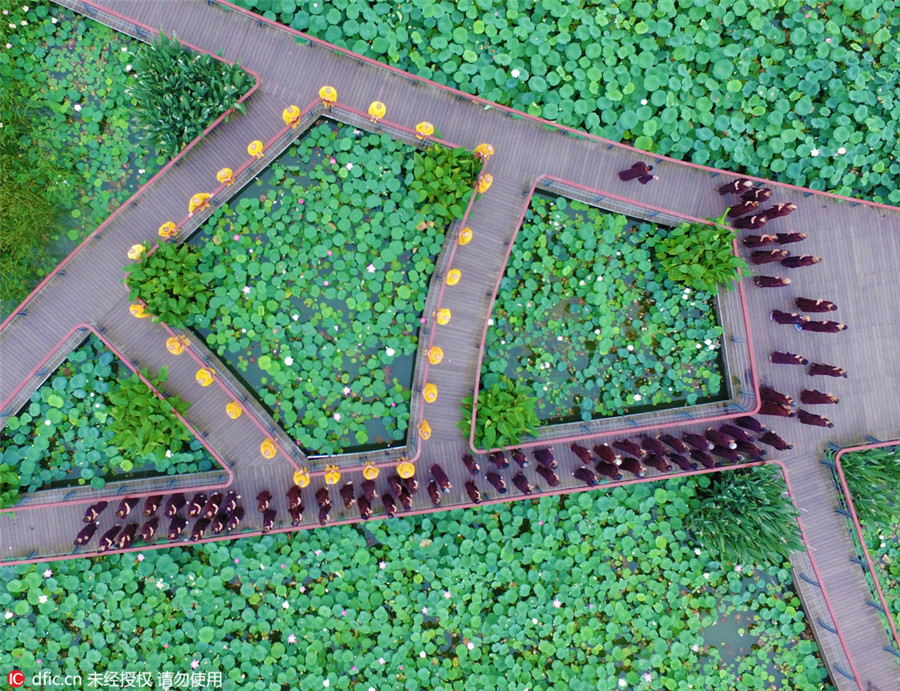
{"left": 133, "top": 32, "right": 250, "bottom": 158}
{"left": 0, "top": 463, "right": 20, "bottom": 509}
{"left": 685, "top": 466, "right": 803, "bottom": 568}
{"left": 655, "top": 211, "right": 747, "bottom": 292}
{"left": 410, "top": 145, "right": 480, "bottom": 225}
{"left": 107, "top": 366, "right": 191, "bottom": 467}
{"left": 124, "top": 241, "right": 212, "bottom": 327}
{"left": 839, "top": 446, "right": 900, "bottom": 529}
{"left": 458, "top": 375, "right": 539, "bottom": 449}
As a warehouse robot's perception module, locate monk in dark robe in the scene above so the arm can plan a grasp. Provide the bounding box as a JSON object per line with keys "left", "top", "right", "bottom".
{"left": 809, "top": 362, "right": 847, "bottom": 378}
{"left": 782, "top": 255, "right": 821, "bottom": 268}
{"left": 574, "top": 467, "right": 600, "bottom": 486}
{"left": 742, "top": 234, "right": 776, "bottom": 248}
{"left": 770, "top": 351, "right": 807, "bottom": 365}
{"left": 339, "top": 483, "right": 356, "bottom": 509}
{"left": 74, "top": 523, "right": 99, "bottom": 546}
{"left": 513, "top": 473, "right": 535, "bottom": 494}
{"left": 165, "top": 493, "right": 186, "bottom": 517}
{"left": 800, "top": 390, "right": 839, "bottom": 405}
{"left": 761, "top": 202, "right": 797, "bottom": 220}
{"left": 535, "top": 464, "right": 560, "bottom": 486}
{"left": 754, "top": 275, "right": 791, "bottom": 287}
{"left": 98, "top": 526, "right": 121, "bottom": 553}
{"left": 775, "top": 232, "right": 807, "bottom": 244}
{"left": 357, "top": 497, "right": 372, "bottom": 520}
{"left": 638, "top": 172, "right": 659, "bottom": 184}
{"left": 168, "top": 516, "right": 188, "bottom": 540}
{"left": 486, "top": 472, "right": 508, "bottom": 494}
{"left": 594, "top": 461, "right": 622, "bottom": 481}
{"left": 741, "top": 187, "right": 772, "bottom": 202}
{"left": 735, "top": 416, "right": 767, "bottom": 433}
{"left": 143, "top": 495, "right": 164, "bottom": 517}
{"left": 619, "top": 162, "right": 652, "bottom": 181}
{"left": 431, "top": 464, "right": 452, "bottom": 493}
{"left": 757, "top": 431, "right": 792, "bottom": 451}
{"left": 771, "top": 310, "right": 808, "bottom": 325}
{"left": 734, "top": 214, "right": 768, "bottom": 230}
{"left": 511, "top": 449, "right": 529, "bottom": 468}
{"left": 795, "top": 297, "right": 837, "bottom": 313}
{"left": 751, "top": 249, "right": 789, "bottom": 265}
{"left": 426, "top": 481, "right": 442, "bottom": 506}
{"left": 727, "top": 200, "right": 759, "bottom": 217}
{"left": 464, "top": 481, "right": 482, "bottom": 504}
{"left": 797, "top": 321, "right": 847, "bottom": 333}
{"left": 719, "top": 424, "right": 753, "bottom": 444}
{"left": 760, "top": 386, "right": 793, "bottom": 406}
{"left": 462, "top": 454, "right": 480, "bottom": 476}
{"left": 718, "top": 177, "right": 754, "bottom": 195}
{"left": 759, "top": 401, "right": 795, "bottom": 417}
{"left": 83, "top": 501, "right": 108, "bottom": 523}
{"left": 797, "top": 409, "right": 833, "bottom": 428}
{"left": 488, "top": 451, "right": 509, "bottom": 470}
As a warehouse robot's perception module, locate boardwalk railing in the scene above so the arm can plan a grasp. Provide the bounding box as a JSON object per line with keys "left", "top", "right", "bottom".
{"left": 467, "top": 174, "right": 759, "bottom": 454}
{"left": 825, "top": 444, "right": 900, "bottom": 665}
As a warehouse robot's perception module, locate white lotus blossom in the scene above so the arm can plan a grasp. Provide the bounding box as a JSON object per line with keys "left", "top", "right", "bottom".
{"left": 38, "top": 595, "right": 48, "bottom": 604}
{"left": 385, "top": 347, "right": 395, "bottom": 357}
{"left": 366, "top": 263, "right": 375, "bottom": 273}
{"left": 282, "top": 601, "right": 290, "bottom": 609}
{"left": 4, "top": 611, "right": 12, "bottom": 620}
{"left": 810, "top": 148, "right": 820, "bottom": 157}
{"left": 836, "top": 146, "right": 846, "bottom": 155}
{"left": 511, "top": 68, "right": 520, "bottom": 78}
{"left": 284, "top": 356, "right": 293, "bottom": 366}
{"left": 466, "top": 641, "right": 475, "bottom": 650}
{"left": 73, "top": 103, "right": 81, "bottom": 112}
{"left": 553, "top": 599, "right": 561, "bottom": 608}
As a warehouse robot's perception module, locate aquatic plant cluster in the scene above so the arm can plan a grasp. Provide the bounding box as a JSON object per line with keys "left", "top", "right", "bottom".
{"left": 482, "top": 196, "right": 724, "bottom": 424}
{"left": 0, "top": 2, "right": 154, "bottom": 311}
{"left": 243, "top": 0, "right": 900, "bottom": 205}
{"left": 191, "top": 123, "right": 449, "bottom": 454}
{"left": 0, "top": 478, "right": 829, "bottom": 688}
{"left": 0, "top": 335, "right": 215, "bottom": 495}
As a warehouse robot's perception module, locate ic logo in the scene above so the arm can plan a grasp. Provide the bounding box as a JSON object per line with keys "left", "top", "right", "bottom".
{"left": 6, "top": 670, "right": 24, "bottom": 688}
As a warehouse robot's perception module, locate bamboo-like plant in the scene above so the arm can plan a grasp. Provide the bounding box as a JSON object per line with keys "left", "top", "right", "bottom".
{"left": 409, "top": 145, "right": 480, "bottom": 225}
{"left": 106, "top": 366, "right": 191, "bottom": 467}
{"left": 685, "top": 466, "right": 803, "bottom": 567}
{"left": 839, "top": 446, "right": 900, "bottom": 529}
{"left": 655, "top": 211, "right": 747, "bottom": 292}
{"left": 132, "top": 32, "right": 251, "bottom": 158}
{"left": 458, "top": 375, "right": 539, "bottom": 449}
{"left": 123, "top": 241, "right": 212, "bottom": 327}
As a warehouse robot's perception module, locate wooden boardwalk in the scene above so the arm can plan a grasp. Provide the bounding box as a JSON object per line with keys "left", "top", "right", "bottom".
{"left": 1, "top": 0, "right": 899, "bottom": 687}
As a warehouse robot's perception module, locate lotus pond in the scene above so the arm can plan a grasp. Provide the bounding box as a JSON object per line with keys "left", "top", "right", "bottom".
{"left": 481, "top": 194, "right": 724, "bottom": 425}
{"left": 0, "top": 334, "right": 216, "bottom": 497}
{"left": 189, "top": 121, "right": 450, "bottom": 455}
{"left": 240, "top": 0, "right": 900, "bottom": 205}
{"left": 0, "top": 476, "right": 830, "bottom": 689}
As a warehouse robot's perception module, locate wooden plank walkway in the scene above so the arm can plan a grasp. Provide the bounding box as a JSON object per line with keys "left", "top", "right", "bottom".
{"left": 1, "top": 0, "right": 900, "bottom": 686}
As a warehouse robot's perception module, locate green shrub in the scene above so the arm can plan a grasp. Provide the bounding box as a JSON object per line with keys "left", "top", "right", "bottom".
{"left": 840, "top": 446, "right": 900, "bottom": 529}
{"left": 107, "top": 366, "right": 191, "bottom": 465}
{"left": 685, "top": 466, "right": 803, "bottom": 568}
{"left": 410, "top": 145, "right": 480, "bottom": 226}
{"left": 655, "top": 212, "right": 747, "bottom": 292}
{"left": 133, "top": 31, "right": 251, "bottom": 158}
{"left": 0, "top": 463, "right": 20, "bottom": 509}
{"left": 458, "top": 375, "right": 539, "bottom": 449}
{"left": 124, "top": 241, "right": 212, "bottom": 327}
